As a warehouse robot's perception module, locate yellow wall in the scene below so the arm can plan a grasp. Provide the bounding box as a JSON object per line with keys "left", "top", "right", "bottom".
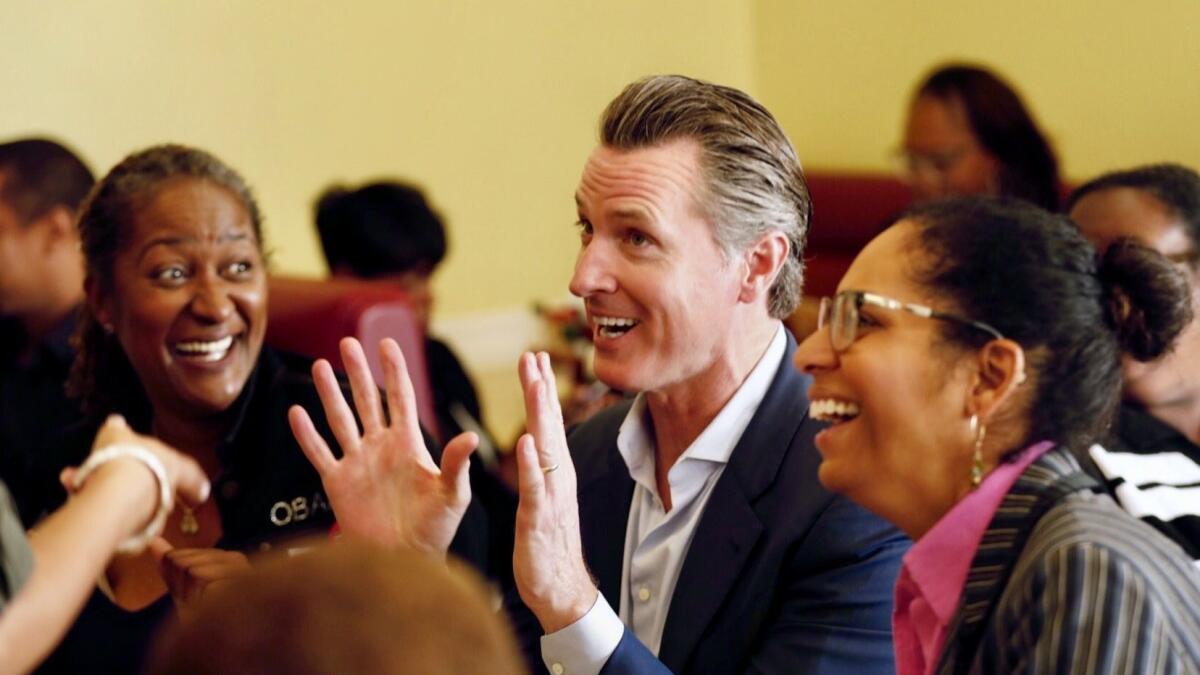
{"left": 2, "top": 0, "right": 756, "bottom": 317}
{"left": 755, "top": 0, "right": 1200, "bottom": 181}
{"left": 6, "top": 2, "right": 1198, "bottom": 433}
{"left": 6, "top": 1, "right": 1198, "bottom": 321}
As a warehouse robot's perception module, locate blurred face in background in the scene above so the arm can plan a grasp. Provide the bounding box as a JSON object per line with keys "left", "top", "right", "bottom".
{"left": 0, "top": 173, "right": 79, "bottom": 321}
{"left": 902, "top": 94, "right": 1000, "bottom": 202}
{"left": 1070, "top": 187, "right": 1200, "bottom": 412}
{"left": 0, "top": 183, "right": 41, "bottom": 317}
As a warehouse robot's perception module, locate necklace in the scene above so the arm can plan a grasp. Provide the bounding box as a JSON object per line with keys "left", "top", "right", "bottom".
{"left": 180, "top": 506, "right": 200, "bottom": 536}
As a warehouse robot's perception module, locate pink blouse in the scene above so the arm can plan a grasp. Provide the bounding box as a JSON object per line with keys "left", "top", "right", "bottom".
{"left": 892, "top": 441, "right": 1053, "bottom": 675}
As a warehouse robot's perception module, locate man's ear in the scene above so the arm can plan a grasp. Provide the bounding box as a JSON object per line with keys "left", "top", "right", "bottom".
{"left": 737, "top": 231, "right": 789, "bottom": 305}
{"left": 967, "top": 338, "right": 1026, "bottom": 421}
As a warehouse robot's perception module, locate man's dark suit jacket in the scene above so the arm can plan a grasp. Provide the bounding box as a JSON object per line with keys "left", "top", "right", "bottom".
{"left": 508, "top": 335, "right": 909, "bottom": 674}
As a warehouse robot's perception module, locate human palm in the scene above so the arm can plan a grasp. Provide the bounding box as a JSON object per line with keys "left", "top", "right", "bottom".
{"left": 288, "top": 338, "right": 475, "bottom": 553}
{"left": 512, "top": 352, "right": 598, "bottom": 632}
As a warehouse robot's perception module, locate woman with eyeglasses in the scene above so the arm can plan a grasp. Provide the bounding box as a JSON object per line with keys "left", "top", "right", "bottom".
{"left": 900, "top": 64, "right": 1060, "bottom": 211}
{"left": 796, "top": 197, "right": 1200, "bottom": 674}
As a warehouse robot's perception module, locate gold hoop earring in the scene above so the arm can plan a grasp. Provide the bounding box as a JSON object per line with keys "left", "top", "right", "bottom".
{"left": 969, "top": 414, "right": 986, "bottom": 487}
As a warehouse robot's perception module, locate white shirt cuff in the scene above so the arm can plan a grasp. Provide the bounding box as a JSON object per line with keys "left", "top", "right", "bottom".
{"left": 540, "top": 593, "right": 625, "bottom": 675}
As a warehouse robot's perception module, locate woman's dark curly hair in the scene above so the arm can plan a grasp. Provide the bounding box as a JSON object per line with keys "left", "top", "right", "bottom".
{"left": 903, "top": 197, "right": 1192, "bottom": 452}
{"left": 67, "top": 144, "right": 265, "bottom": 416}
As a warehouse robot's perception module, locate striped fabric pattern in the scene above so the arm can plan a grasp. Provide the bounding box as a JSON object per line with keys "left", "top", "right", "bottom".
{"left": 936, "top": 446, "right": 1200, "bottom": 675}
{"left": 1089, "top": 428, "right": 1200, "bottom": 569}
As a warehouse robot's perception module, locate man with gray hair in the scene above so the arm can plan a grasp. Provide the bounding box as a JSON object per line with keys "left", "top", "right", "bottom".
{"left": 292, "top": 75, "right": 907, "bottom": 674}
{"left": 504, "top": 73, "right": 907, "bottom": 674}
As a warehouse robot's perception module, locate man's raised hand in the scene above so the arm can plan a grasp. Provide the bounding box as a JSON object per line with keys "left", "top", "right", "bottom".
{"left": 513, "top": 351, "right": 598, "bottom": 632}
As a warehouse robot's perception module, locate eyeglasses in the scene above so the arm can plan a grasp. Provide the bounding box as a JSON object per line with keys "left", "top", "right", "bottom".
{"left": 894, "top": 148, "right": 969, "bottom": 180}
{"left": 817, "top": 290, "right": 1005, "bottom": 353}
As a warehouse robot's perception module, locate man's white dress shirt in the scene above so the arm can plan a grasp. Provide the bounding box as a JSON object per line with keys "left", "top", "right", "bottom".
{"left": 541, "top": 325, "right": 786, "bottom": 675}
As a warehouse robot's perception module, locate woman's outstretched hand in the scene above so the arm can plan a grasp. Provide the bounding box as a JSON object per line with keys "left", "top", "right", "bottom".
{"left": 288, "top": 337, "right": 477, "bottom": 554}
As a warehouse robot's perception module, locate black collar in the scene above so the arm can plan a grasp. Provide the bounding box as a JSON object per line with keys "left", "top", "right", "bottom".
{"left": 111, "top": 347, "right": 281, "bottom": 475}
{"left": 1115, "top": 402, "right": 1196, "bottom": 452}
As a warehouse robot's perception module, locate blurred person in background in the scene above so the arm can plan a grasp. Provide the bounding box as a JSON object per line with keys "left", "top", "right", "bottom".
{"left": 1068, "top": 163, "right": 1200, "bottom": 567}
{"left": 315, "top": 181, "right": 492, "bottom": 450}
{"left": 315, "top": 181, "right": 514, "bottom": 585}
{"left": 900, "top": 64, "right": 1060, "bottom": 211}
{"left": 0, "top": 138, "right": 94, "bottom": 526}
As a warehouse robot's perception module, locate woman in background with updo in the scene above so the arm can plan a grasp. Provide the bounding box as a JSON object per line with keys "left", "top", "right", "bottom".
{"left": 796, "top": 198, "right": 1200, "bottom": 673}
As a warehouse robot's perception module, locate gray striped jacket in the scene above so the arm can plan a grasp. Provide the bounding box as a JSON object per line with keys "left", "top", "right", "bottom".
{"left": 936, "top": 446, "right": 1200, "bottom": 674}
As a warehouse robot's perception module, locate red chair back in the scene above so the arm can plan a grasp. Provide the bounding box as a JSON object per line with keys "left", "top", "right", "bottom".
{"left": 266, "top": 276, "right": 440, "bottom": 441}
{"left": 803, "top": 171, "right": 913, "bottom": 297}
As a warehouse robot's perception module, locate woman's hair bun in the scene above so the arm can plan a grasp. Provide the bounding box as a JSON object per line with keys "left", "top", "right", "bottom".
{"left": 1099, "top": 237, "right": 1194, "bottom": 362}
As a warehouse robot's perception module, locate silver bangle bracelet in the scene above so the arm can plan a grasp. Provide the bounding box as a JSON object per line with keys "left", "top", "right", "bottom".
{"left": 71, "top": 443, "right": 174, "bottom": 555}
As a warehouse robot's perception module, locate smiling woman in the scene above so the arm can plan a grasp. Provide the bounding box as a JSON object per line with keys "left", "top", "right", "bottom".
{"left": 796, "top": 197, "right": 1200, "bottom": 673}
{"left": 70, "top": 147, "right": 267, "bottom": 420}
{"left": 98, "top": 177, "right": 267, "bottom": 422}
{"left": 26, "top": 145, "right": 348, "bottom": 673}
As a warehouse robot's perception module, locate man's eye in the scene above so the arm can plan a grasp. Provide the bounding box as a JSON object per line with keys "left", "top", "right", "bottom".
{"left": 624, "top": 229, "right": 653, "bottom": 248}
{"left": 576, "top": 220, "right": 593, "bottom": 240}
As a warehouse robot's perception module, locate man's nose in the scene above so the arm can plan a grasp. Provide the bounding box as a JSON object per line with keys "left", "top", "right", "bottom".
{"left": 569, "top": 242, "right": 618, "bottom": 298}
